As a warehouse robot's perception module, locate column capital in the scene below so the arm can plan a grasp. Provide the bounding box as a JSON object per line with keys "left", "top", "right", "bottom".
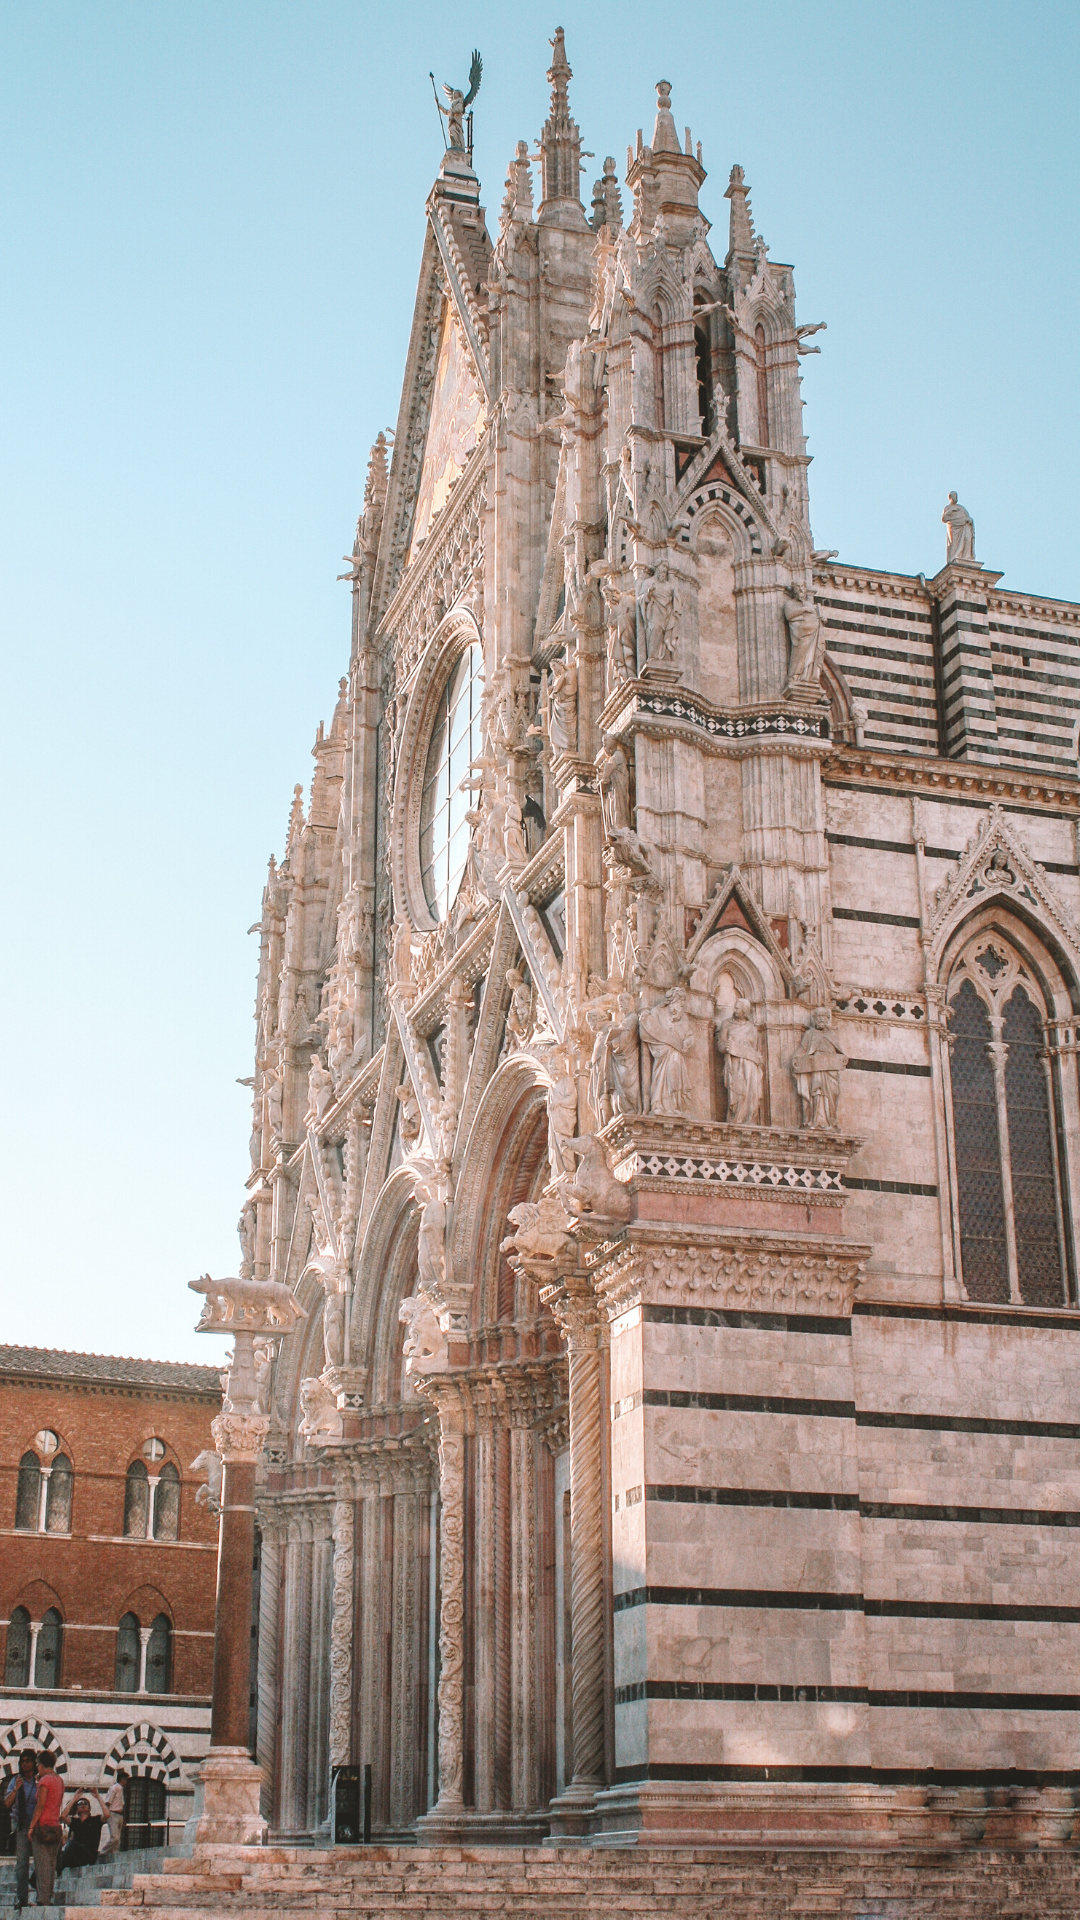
{"left": 212, "top": 1409, "right": 270, "bottom": 1462}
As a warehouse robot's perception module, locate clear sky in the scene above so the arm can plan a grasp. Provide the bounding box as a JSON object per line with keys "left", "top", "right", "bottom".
{"left": 2, "top": 0, "right": 1077, "bottom": 1364}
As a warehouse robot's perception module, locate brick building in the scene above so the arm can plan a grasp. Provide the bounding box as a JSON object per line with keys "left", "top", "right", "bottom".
{"left": 0, "top": 1347, "right": 221, "bottom": 1842}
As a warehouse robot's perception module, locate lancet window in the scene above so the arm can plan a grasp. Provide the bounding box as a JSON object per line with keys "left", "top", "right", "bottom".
{"left": 13, "top": 1432, "right": 72, "bottom": 1533}
{"left": 754, "top": 323, "right": 769, "bottom": 446}
{"left": 694, "top": 292, "right": 715, "bottom": 436}
{"left": 4, "top": 1606, "right": 31, "bottom": 1686}
{"left": 419, "top": 640, "right": 484, "bottom": 922}
{"left": 946, "top": 932, "right": 1069, "bottom": 1307}
{"left": 652, "top": 303, "right": 667, "bottom": 429}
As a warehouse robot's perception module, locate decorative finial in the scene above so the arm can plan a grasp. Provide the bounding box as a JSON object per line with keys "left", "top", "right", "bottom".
{"left": 501, "top": 139, "right": 535, "bottom": 229}
{"left": 652, "top": 79, "right": 679, "bottom": 154}
{"left": 725, "top": 163, "right": 757, "bottom": 264}
{"left": 538, "top": 27, "right": 586, "bottom": 223}
{"left": 590, "top": 156, "right": 623, "bottom": 234}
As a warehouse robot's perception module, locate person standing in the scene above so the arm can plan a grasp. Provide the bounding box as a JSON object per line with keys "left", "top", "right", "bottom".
{"left": 28, "top": 1750, "right": 64, "bottom": 1907}
{"left": 102, "top": 1771, "right": 128, "bottom": 1857}
{"left": 4, "top": 1750, "right": 38, "bottom": 1910}
{"left": 56, "top": 1797, "right": 103, "bottom": 1884}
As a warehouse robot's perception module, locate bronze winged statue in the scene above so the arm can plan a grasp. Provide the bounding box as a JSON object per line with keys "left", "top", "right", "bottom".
{"left": 437, "top": 49, "right": 482, "bottom": 152}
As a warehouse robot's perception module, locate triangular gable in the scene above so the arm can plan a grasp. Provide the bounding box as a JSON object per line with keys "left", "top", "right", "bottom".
{"left": 672, "top": 428, "right": 764, "bottom": 520}
{"left": 407, "top": 298, "right": 487, "bottom": 563}
{"left": 926, "top": 804, "right": 1080, "bottom": 975}
{"left": 686, "top": 864, "right": 794, "bottom": 983}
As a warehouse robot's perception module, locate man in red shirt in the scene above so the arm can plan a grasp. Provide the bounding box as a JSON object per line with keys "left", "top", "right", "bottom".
{"left": 28, "top": 1750, "right": 64, "bottom": 1907}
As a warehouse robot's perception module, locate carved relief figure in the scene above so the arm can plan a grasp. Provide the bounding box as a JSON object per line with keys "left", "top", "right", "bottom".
{"left": 546, "top": 1059, "right": 579, "bottom": 1176}
{"left": 548, "top": 657, "right": 577, "bottom": 755}
{"left": 396, "top": 1081, "right": 422, "bottom": 1146}
{"left": 557, "top": 1134, "right": 632, "bottom": 1225}
{"left": 639, "top": 986, "right": 695, "bottom": 1116}
{"left": 504, "top": 966, "right": 535, "bottom": 1048}
{"left": 781, "top": 583, "right": 824, "bottom": 689}
{"left": 790, "top": 1006, "right": 847, "bottom": 1130}
{"left": 306, "top": 1053, "right": 334, "bottom": 1124}
{"left": 942, "top": 491, "right": 976, "bottom": 564}
{"left": 600, "top": 572, "right": 639, "bottom": 681}
{"left": 414, "top": 1173, "right": 448, "bottom": 1298}
{"left": 597, "top": 734, "right": 631, "bottom": 834}
{"left": 609, "top": 993, "right": 642, "bottom": 1115}
{"left": 716, "top": 998, "right": 764, "bottom": 1124}
{"left": 398, "top": 1293, "right": 449, "bottom": 1375}
{"left": 640, "top": 560, "right": 677, "bottom": 662}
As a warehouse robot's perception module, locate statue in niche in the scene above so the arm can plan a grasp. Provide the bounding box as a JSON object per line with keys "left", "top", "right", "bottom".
{"left": 546, "top": 1058, "right": 579, "bottom": 1177}
{"left": 253, "top": 1339, "right": 275, "bottom": 1414}
{"left": 266, "top": 1069, "right": 284, "bottom": 1145}
{"left": 715, "top": 998, "right": 764, "bottom": 1125}
{"left": 548, "top": 657, "right": 578, "bottom": 756}
{"left": 396, "top": 1081, "right": 422, "bottom": 1145}
{"left": 942, "top": 492, "right": 976, "bottom": 564}
{"left": 414, "top": 1172, "right": 448, "bottom": 1298}
{"left": 503, "top": 793, "right": 529, "bottom": 866}
{"left": 790, "top": 1006, "right": 848, "bottom": 1130}
{"left": 781, "top": 583, "right": 825, "bottom": 689}
{"left": 600, "top": 572, "right": 639, "bottom": 681}
{"left": 639, "top": 986, "right": 695, "bottom": 1116}
{"left": 504, "top": 966, "right": 535, "bottom": 1049}
{"left": 586, "top": 1002, "right": 616, "bottom": 1128}
{"left": 596, "top": 733, "right": 630, "bottom": 834}
{"left": 640, "top": 560, "right": 678, "bottom": 663}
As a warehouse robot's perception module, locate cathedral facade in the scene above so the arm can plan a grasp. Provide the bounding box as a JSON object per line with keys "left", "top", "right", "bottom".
{"left": 238, "top": 37, "right": 1080, "bottom": 1849}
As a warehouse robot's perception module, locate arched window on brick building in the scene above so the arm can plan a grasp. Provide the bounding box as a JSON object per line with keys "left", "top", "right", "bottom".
{"left": 947, "top": 930, "right": 1069, "bottom": 1306}
{"left": 124, "top": 1459, "right": 149, "bottom": 1538}
{"left": 4, "top": 1606, "right": 31, "bottom": 1686}
{"left": 115, "top": 1612, "right": 141, "bottom": 1692}
{"left": 34, "top": 1607, "right": 63, "bottom": 1689}
{"left": 146, "top": 1614, "right": 173, "bottom": 1693}
{"left": 14, "top": 1454, "right": 40, "bottom": 1531}
{"left": 153, "top": 1463, "right": 180, "bottom": 1541}
{"left": 45, "top": 1455, "right": 73, "bottom": 1533}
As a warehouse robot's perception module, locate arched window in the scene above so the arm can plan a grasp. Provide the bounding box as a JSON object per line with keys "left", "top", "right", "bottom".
{"left": 35, "top": 1608, "right": 63, "bottom": 1688}
{"left": 652, "top": 304, "right": 667, "bottom": 429}
{"left": 754, "top": 323, "right": 769, "bottom": 446}
{"left": 15, "top": 1453, "right": 41, "bottom": 1531}
{"left": 124, "top": 1775, "right": 166, "bottom": 1850}
{"left": 4, "top": 1606, "right": 31, "bottom": 1687}
{"left": 694, "top": 293, "right": 715, "bottom": 436}
{"left": 124, "top": 1459, "right": 149, "bottom": 1538}
{"left": 419, "top": 641, "right": 484, "bottom": 923}
{"left": 153, "top": 1462, "right": 180, "bottom": 1542}
{"left": 145, "top": 1614, "right": 173, "bottom": 1693}
{"left": 115, "top": 1612, "right": 141, "bottom": 1692}
{"left": 45, "top": 1455, "right": 73, "bottom": 1534}
{"left": 947, "top": 934, "right": 1066, "bottom": 1307}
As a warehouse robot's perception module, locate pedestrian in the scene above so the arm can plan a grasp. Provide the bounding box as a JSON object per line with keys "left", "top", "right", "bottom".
{"left": 56, "top": 1796, "right": 103, "bottom": 1883}
{"left": 28, "top": 1749, "right": 64, "bottom": 1907}
{"left": 4, "top": 1749, "right": 39, "bottom": 1910}
{"left": 102, "top": 1771, "right": 128, "bottom": 1857}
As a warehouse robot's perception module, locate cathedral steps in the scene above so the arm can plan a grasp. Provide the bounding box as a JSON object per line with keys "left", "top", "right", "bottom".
{"left": 62, "top": 1843, "right": 1080, "bottom": 1919}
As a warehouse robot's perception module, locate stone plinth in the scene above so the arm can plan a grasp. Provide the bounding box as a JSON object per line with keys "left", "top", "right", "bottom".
{"left": 193, "top": 1747, "right": 267, "bottom": 1847}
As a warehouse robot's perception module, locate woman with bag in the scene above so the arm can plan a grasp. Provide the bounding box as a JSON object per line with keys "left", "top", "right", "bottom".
{"left": 28, "top": 1751, "right": 64, "bottom": 1906}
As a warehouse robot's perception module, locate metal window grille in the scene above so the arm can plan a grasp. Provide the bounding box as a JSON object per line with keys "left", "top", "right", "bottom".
{"left": 948, "top": 979, "right": 1009, "bottom": 1302}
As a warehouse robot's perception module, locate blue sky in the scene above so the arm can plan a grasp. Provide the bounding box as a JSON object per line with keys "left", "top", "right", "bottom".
{"left": 1, "top": 0, "right": 1077, "bottom": 1363}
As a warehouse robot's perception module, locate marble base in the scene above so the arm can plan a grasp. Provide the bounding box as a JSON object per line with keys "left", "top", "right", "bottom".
{"left": 194, "top": 1747, "right": 268, "bottom": 1847}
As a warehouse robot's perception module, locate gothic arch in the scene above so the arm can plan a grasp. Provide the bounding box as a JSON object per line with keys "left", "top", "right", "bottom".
{"left": 392, "top": 604, "right": 483, "bottom": 934}
{"left": 449, "top": 1054, "right": 551, "bottom": 1325}
{"left": 925, "top": 808, "right": 1080, "bottom": 1004}
{"left": 821, "top": 651, "right": 859, "bottom": 740}
{"left": 351, "top": 1165, "right": 423, "bottom": 1406}
{"left": 671, "top": 477, "right": 766, "bottom": 563}
{"left": 101, "top": 1724, "right": 182, "bottom": 1787}
{"left": 0, "top": 1718, "right": 69, "bottom": 1776}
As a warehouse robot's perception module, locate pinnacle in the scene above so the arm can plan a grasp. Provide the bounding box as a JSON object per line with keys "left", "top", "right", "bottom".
{"left": 652, "top": 78, "right": 680, "bottom": 154}
{"left": 726, "top": 162, "right": 757, "bottom": 264}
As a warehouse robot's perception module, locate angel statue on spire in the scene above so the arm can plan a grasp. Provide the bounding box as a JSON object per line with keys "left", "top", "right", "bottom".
{"left": 436, "top": 49, "right": 482, "bottom": 152}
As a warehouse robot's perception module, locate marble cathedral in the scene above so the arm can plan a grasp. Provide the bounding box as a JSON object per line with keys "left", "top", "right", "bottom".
{"left": 234, "top": 35, "right": 1080, "bottom": 1850}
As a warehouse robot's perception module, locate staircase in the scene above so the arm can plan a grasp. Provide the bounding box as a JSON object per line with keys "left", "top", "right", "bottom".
{"left": 0, "top": 1845, "right": 188, "bottom": 1910}
{"left": 59, "top": 1842, "right": 1080, "bottom": 1919}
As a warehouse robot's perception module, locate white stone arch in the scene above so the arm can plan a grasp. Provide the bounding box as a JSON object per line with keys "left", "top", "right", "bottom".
{"left": 691, "top": 930, "right": 787, "bottom": 1124}
{"left": 925, "top": 807, "right": 1080, "bottom": 1001}
{"left": 672, "top": 479, "right": 765, "bottom": 564}
{"left": 351, "top": 1165, "right": 423, "bottom": 1406}
{"left": 101, "top": 1723, "right": 182, "bottom": 1788}
{"left": 392, "top": 604, "right": 483, "bottom": 934}
{"left": 0, "top": 1716, "right": 69, "bottom": 1779}
{"left": 449, "top": 1053, "right": 551, "bottom": 1329}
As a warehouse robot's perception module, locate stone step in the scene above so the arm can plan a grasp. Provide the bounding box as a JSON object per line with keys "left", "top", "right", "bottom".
{"left": 59, "top": 1844, "right": 1080, "bottom": 1920}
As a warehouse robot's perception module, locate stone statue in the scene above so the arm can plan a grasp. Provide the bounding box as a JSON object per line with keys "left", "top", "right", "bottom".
{"left": 716, "top": 998, "right": 764, "bottom": 1124}
{"left": 557, "top": 1135, "right": 632, "bottom": 1226}
{"left": 190, "top": 1449, "right": 222, "bottom": 1513}
{"left": 640, "top": 561, "right": 677, "bottom": 662}
{"left": 504, "top": 966, "right": 535, "bottom": 1048}
{"left": 396, "top": 1081, "right": 422, "bottom": 1145}
{"left": 189, "top": 1273, "right": 306, "bottom": 1333}
{"left": 790, "top": 1006, "right": 848, "bottom": 1130}
{"left": 597, "top": 734, "right": 631, "bottom": 834}
{"left": 607, "top": 825, "right": 653, "bottom": 879}
{"left": 414, "top": 1173, "right": 448, "bottom": 1298}
{"left": 252, "top": 1339, "right": 275, "bottom": 1414}
{"left": 500, "top": 1197, "right": 576, "bottom": 1270}
{"left": 781, "top": 584, "right": 824, "bottom": 689}
{"left": 548, "top": 657, "right": 577, "bottom": 755}
{"left": 503, "top": 794, "right": 528, "bottom": 866}
{"left": 398, "top": 1294, "right": 449, "bottom": 1376}
{"left": 600, "top": 572, "right": 639, "bottom": 681}
{"left": 639, "top": 986, "right": 695, "bottom": 1116}
{"left": 586, "top": 1004, "right": 616, "bottom": 1128}
{"left": 305, "top": 1053, "right": 334, "bottom": 1124}
{"left": 392, "top": 922, "right": 414, "bottom": 989}
{"left": 299, "top": 1376, "right": 343, "bottom": 1443}
{"left": 436, "top": 50, "right": 482, "bottom": 153}
{"left": 608, "top": 993, "right": 641, "bottom": 1115}
{"left": 266, "top": 1071, "right": 284, "bottom": 1144}
{"left": 238, "top": 1202, "right": 256, "bottom": 1277}
{"left": 546, "top": 1060, "right": 579, "bottom": 1177}
{"left": 942, "top": 492, "right": 975, "bottom": 564}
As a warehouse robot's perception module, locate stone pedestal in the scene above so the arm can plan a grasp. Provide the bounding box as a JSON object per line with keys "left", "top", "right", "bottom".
{"left": 193, "top": 1748, "right": 268, "bottom": 1847}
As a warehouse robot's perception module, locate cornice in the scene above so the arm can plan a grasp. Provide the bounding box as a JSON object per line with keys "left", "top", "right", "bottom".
{"left": 823, "top": 745, "right": 1080, "bottom": 814}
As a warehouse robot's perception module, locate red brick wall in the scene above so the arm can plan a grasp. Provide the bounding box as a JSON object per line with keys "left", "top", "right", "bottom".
{"left": 0, "top": 1374, "right": 221, "bottom": 1697}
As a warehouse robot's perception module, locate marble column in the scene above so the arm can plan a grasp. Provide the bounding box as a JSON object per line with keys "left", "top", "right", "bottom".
{"left": 417, "top": 1389, "right": 467, "bottom": 1827}
{"left": 195, "top": 1406, "right": 270, "bottom": 1846}
{"left": 510, "top": 1418, "right": 539, "bottom": 1813}
{"left": 254, "top": 1516, "right": 282, "bottom": 1820}
{"left": 328, "top": 1494, "right": 356, "bottom": 1770}
{"left": 543, "top": 1277, "right": 607, "bottom": 1838}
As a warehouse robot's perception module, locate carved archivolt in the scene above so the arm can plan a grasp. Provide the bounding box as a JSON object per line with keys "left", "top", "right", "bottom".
{"left": 926, "top": 805, "right": 1080, "bottom": 983}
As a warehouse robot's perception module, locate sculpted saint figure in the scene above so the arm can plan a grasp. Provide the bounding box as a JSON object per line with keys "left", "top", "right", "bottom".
{"left": 546, "top": 1060, "right": 579, "bottom": 1177}
{"left": 639, "top": 986, "right": 695, "bottom": 1116}
{"left": 504, "top": 966, "right": 534, "bottom": 1048}
{"left": 596, "top": 734, "right": 631, "bottom": 834}
{"left": 790, "top": 1006, "right": 848, "bottom": 1130}
{"left": 587, "top": 1005, "right": 616, "bottom": 1129}
{"left": 942, "top": 492, "right": 976, "bottom": 564}
{"left": 608, "top": 992, "right": 641, "bottom": 1115}
{"left": 716, "top": 998, "right": 764, "bottom": 1124}
{"left": 548, "top": 657, "right": 577, "bottom": 756}
{"left": 600, "top": 573, "right": 639, "bottom": 681}
{"left": 640, "top": 561, "right": 677, "bottom": 663}
{"left": 305, "top": 1053, "right": 334, "bottom": 1123}
{"left": 781, "top": 583, "right": 824, "bottom": 688}
{"left": 266, "top": 1071, "right": 284, "bottom": 1144}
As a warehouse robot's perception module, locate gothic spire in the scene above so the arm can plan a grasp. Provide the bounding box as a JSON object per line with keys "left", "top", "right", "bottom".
{"left": 725, "top": 164, "right": 757, "bottom": 271}
{"left": 537, "top": 27, "right": 587, "bottom": 227}
{"left": 590, "top": 156, "right": 623, "bottom": 234}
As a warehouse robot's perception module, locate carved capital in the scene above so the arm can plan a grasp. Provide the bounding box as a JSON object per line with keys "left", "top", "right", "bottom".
{"left": 590, "top": 1228, "right": 869, "bottom": 1320}
{"left": 211, "top": 1409, "right": 270, "bottom": 1462}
